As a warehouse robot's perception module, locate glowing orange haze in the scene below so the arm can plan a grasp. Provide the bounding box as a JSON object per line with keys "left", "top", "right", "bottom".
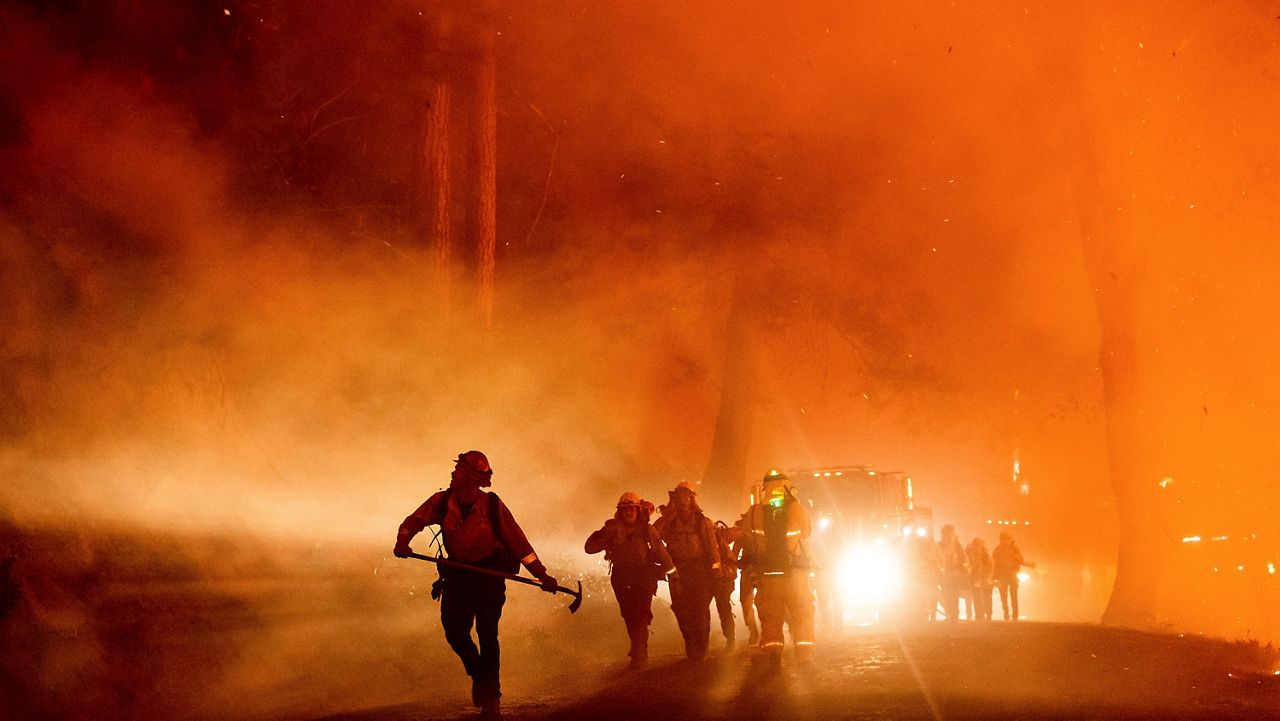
{"left": 1, "top": 0, "right": 1278, "bottom": 645}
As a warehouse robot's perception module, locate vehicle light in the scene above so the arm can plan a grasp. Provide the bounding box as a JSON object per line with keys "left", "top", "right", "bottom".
{"left": 819, "top": 517, "right": 831, "bottom": 531}
{"left": 837, "top": 544, "right": 903, "bottom": 603}
{"left": 1017, "top": 571, "right": 1031, "bottom": 583}
{"left": 916, "top": 527, "right": 927, "bottom": 537}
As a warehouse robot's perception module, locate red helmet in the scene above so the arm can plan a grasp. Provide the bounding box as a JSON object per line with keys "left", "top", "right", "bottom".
{"left": 455, "top": 450, "right": 494, "bottom": 487}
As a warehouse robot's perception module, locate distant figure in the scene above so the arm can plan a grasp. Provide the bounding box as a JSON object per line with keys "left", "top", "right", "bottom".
{"left": 654, "top": 481, "right": 722, "bottom": 660}
{"left": 742, "top": 470, "right": 815, "bottom": 665}
{"left": 937, "top": 524, "right": 969, "bottom": 622}
{"left": 394, "top": 451, "right": 558, "bottom": 719}
{"left": 732, "top": 512, "right": 761, "bottom": 646}
{"left": 992, "top": 531, "right": 1026, "bottom": 620}
{"left": 966, "top": 537, "right": 994, "bottom": 621}
{"left": 585, "top": 492, "right": 673, "bottom": 670}
{"left": 711, "top": 520, "right": 739, "bottom": 651}
{"left": 903, "top": 531, "right": 942, "bottom": 624}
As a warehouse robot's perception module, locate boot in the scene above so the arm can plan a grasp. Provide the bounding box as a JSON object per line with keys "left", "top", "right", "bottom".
{"left": 480, "top": 698, "right": 501, "bottom": 719}
{"left": 747, "top": 628, "right": 759, "bottom": 646}
{"left": 796, "top": 643, "right": 814, "bottom": 667}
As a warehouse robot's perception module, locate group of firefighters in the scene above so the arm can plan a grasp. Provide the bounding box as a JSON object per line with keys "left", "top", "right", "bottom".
{"left": 392, "top": 451, "right": 1026, "bottom": 719}
{"left": 903, "top": 522, "right": 1029, "bottom": 623}
{"left": 585, "top": 470, "right": 815, "bottom": 670}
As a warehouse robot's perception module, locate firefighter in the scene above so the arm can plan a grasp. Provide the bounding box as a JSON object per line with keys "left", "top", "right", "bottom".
{"left": 937, "top": 524, "right": 969, "bottom": 622}
{"left": 966, "top": 536, "right": 994, "bottom": 621}
{"left": 393, "top": 451, "right": 558, "bottom": 720}
{"left": 902, "top": 530, "right": 942, "bottom": 625}
{"left": 584, "top": 492, "right": 674, "bottom": 669}
{"left": 743, "top": 470, "right": 815, "bottom": 665}
{"left": 732, "top": 512, "right": 761, "bottom": 646}
{"left": 653, "top": 481, "right": 721, "bottom": 661}
{"left": 992, "top": 531, "right": 1025, "bottom": 620}
{"left": 711, "top": 520, "right": 738, "bottom": 652}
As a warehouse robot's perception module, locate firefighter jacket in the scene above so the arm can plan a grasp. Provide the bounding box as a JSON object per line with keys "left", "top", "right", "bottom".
{"left": 966, "top": 541, "right": 994, "bottom": 587}
{"left": 397, "top": 489, "right": 540, "bottom": 571}
{"left": 938, "top": 536, "right": 969, "bottom": 579}
{"left": 653, "top": 512, "right": 722, "bottom": 573}
{"left": 585, "top": 519, "right": 674, "bottom": 580}
{"left": 743, "top": 495, "right": 812, "bottom": 575}
{"left": 992, "top": 541, "right": 1025, "bottom": 583}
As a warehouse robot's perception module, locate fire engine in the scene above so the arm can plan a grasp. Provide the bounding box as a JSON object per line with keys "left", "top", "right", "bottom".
{"left": 789, "top": 465, "right": 933, "bottom": 626}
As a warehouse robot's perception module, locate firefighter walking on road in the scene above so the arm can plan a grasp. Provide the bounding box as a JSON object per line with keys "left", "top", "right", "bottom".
{"left": 711, "top": 520, "right": 739, "bottom": 652}
{"left": 993, "top": 531, "right": 1026, "bottom": 620}
{"left": 654, "top": 481, "right": 722, "bottom": 661}
{"left": 966, "top": 536, "right": 994, "bottom": 621}
{"left": 743, "top": 470, "right": 815, "bottom": 665}
{"left": 732, "top": 512, "right": 761, "bottom": 646}
{"left": 585, "top": 493, "right": 674, "bottom": 669}
{"left": 393, "top": 451, "right": 559, "bottom": 720}
{"left": 938, "top": 524, "right": 969, "bottom": 622}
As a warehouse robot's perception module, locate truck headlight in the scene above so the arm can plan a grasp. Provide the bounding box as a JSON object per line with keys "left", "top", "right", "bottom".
{"left": 837, "top": 544, "right": 903, "bottom": 603}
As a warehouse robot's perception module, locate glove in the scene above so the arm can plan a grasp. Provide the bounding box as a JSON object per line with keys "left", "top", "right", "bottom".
{"left": 538, "top": 574, "right": 559, "bottom": 594}
{"left": 393, "top": 544, "right": 412, "bottom": 558}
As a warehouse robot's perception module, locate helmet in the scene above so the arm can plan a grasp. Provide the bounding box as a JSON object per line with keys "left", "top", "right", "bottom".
{"left": 762, "top": 469, "right": 788, "bottom": 483}
{"left": 672, "top": 481, "right": 697, "bottom": 496}
{"left": 941, "top": 524, "right": 956, "bottom": 535}
{"left": 455, "top": 450, "right": 494, "bottom": 487}
{"left": 617, "top": 491, "right": 642, "bottom": 508}
{"left": 999, "top": 531, "right": 1013, "bottom": 542}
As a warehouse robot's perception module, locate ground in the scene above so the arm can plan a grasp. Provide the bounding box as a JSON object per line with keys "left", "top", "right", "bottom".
{"left": 316, "top": 623, "right": 1280, "bottom": 721}
{"left": 3, "top": 526, "right": 1278, "bottom": 720}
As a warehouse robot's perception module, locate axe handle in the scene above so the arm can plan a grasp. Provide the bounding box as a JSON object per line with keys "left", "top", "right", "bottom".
{"left": 407, "top": 551, "right": 540, "bottom": 586}
{"left": 404, "top": 552, "right": 582, "bottom": 612}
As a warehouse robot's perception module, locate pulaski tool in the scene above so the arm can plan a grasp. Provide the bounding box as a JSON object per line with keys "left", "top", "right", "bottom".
{"left": 405, "top": 552, "right": 583, "bottom": 613}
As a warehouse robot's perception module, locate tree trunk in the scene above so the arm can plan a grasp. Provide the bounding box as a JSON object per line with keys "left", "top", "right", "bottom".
{"left": 477, "top": 30, "right": 498, "bottom": 329}
{"left": 702, "top": 275, "right": 764, "bottom": 515}
{"left": 425, "top": 81, "right": 452, "bottom": 303}
{"left": 1073, "top": 137, "right": 1164, "bottom": 628}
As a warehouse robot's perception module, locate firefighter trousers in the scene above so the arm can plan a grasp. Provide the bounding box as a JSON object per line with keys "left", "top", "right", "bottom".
{"left": 668, "top": 563, "right": 714, "bottom": 660}
{"left": 756, "top": 572, "right": 814, "bottom": 650}
{"left": 439, "top": 574, "right": 506, "bottom": 703}
{"left": 611, "top": 574, "right": 656, "bottom": 663}
{"left": 740, "top": 578, "right": 758, "bottom": 639}
{"left": 996, "top": 579, "right": 1019, "bottom": 620}
{"left": 712, "top": 574, "right": 737, "bottom": 644}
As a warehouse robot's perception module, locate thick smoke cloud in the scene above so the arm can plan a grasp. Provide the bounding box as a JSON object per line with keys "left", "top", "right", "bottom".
{"left": 2, "top": 1, "right": 1279, "bottom": 718}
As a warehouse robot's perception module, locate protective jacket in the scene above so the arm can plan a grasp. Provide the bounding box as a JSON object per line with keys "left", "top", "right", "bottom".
{"left": 654, "top": 512, "right": 722, "bottom": 572}
{"left": 397, "top": 489, "right": 540, "bottom": 572}
{"left": 938, "top": 536, "right": 969, "bottom": 579}
{"left": 743, "top": 493, "right": 812, "bottom": 574}
{"left": 585, "top": 519, "right": 673, "bottom": 581}
{"left": 992, "top": 541, "right": 1025, "bottom": 583}
{"left": 967, "top": 541, "right": 994, "bottom": 587}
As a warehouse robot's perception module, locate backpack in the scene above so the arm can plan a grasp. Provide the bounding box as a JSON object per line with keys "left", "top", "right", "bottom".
{"left": 438, "top": 488, "right": 520, "bottom": 574}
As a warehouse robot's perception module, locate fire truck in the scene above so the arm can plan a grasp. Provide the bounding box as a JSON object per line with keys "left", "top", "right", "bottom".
{"left": 789, "top": 465, "right": 934, "bottom": 626}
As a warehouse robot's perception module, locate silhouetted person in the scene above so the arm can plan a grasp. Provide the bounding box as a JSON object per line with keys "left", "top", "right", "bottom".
{"left": 966, "top": 537, "right": 994, "bottom": 621}
{"left": 585, "top": 492, "right": 673, "bottom": 669}
{"left": 711, "top": 520, "right": 739, "bottom": 651}
{"left": 732, "top": 512, "right": 761, "bottom": 645}
{"left": 937, "top": 524, "right": 969, "bottom": 622}
{"left": 394, "top": 450, "right": 558, "bottom": 719}
{"left": 654, "top": 481, "right": 721, "bottom": 660}
{"left": 903, "top": 531, "right": 942, "bottom": 624}
{"left": 992, "top": 531, "right": 1025, "bottom": 620}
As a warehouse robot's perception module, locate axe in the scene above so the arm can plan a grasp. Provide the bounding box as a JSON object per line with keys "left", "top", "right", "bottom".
{"left": 404, "top": 552, "right": 582, "bottom": 613}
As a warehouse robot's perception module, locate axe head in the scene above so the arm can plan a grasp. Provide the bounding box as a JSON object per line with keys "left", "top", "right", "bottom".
{"left": 567, "top": 580, "right": 583, "bottom": 614}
